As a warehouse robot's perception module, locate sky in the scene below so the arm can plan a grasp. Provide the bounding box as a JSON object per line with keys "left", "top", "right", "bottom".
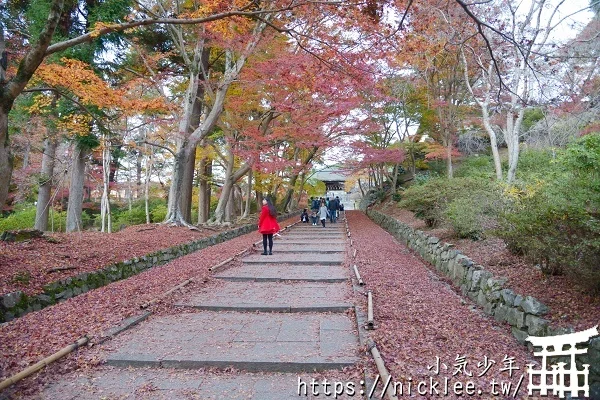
{"left": 542, "top": 0, "right": 595, "bottom": 41}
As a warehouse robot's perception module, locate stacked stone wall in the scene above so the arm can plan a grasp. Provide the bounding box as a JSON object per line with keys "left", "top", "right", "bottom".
{"left": 366, "top": 208, "right": 599, "bottom": 395}
{"left": 0, "top": 212, "right": 299, "bottom": 323}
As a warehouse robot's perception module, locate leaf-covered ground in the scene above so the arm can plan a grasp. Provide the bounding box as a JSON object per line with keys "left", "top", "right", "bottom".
{"left": 348, "top": 211, "right": 538, "bottom": 399}
{"left": 0, "top": 224, "right": 241, "bottom": 296}
{"left": 1, "top": 210, "right": 581, "bottom": 399}
{"left": 0, "top": 216, "right": 298, "bottom": 397}
{"left": 374, "top": 201, "right": 600, "bottom": 332}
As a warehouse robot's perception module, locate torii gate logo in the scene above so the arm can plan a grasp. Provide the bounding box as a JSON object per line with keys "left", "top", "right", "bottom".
{"left": 526, "top": 325, "right": 598, "bottom": 398}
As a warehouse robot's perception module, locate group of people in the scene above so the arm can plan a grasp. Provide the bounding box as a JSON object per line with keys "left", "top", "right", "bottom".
{"left": 300, "top": 196, "right": 344, "bottom": 227}
{"left": 258, "top": 195, "right": 345, "bottom": 257}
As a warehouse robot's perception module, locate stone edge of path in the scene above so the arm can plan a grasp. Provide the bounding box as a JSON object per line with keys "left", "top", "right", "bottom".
{"left": 97, "top": 311, "right": 153, "bottom": 344}
{"left": 362, "top": 207, "right": 600, "bottom": 392}
{"left": 242, "top": 258, "right": 343, "bottom": 266}
{"left": 174, "top": 304, "right": 354, "bottom": 313}
{"left": 106, "top": 357, "right": 357, "bottom": 373}
{"left": 0, "top": 211, "right": 300, "bottom": 323}
{"left": 214, "top": 276, "right": 347, "bottom": 283}
{"left": 345, "top": 215, "right": 378, "bottom": 397}
{"left": 0, "top": 310, "right": 153, "bottom": 395}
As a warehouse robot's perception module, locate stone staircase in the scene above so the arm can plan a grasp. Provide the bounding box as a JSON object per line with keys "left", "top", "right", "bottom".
{"left": 42, "top": 218, "right": 361, "bottom": 399}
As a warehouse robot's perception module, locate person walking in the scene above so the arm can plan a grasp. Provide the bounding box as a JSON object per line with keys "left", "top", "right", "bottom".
{"left": 328, "top": 196, "right": 338, "bottom": 223}
{"left": 311, "top": 197, "right": 320, "bottom": 213}
{"left": 310, "top": 210, "right": 318, "bottom": 225}
{"left": 258, "top": 197, "right": 280, "bottom": 255}
{"left": 319, "top": 199, "right": 329, "bottom": 228}
{"left": 300, "top": 208, "right": 309, "bottom": 223}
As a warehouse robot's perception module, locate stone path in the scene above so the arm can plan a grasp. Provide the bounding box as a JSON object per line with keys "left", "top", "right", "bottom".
{"left": 41, "top": 217, "right": 360, "bottom": 399}
{"left": 176, "top": 281, "right": 352, "bottom": 312}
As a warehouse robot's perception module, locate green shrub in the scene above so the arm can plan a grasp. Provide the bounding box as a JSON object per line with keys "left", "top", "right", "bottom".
{"left": 398, "top": 177, "right": 446, "bottom": 227}
{"left": 105, "top": 199, "right": 170, "bottom": 227}
{"left": 497, "top": 133, "right": 600, "bottom": 292}
{"left": 113, "top": 206, "right": 147, "bottom": 227}
{"left": 80, "top": 210, "right": 94, "bottom": 229}
{"left": 399, "top": 177, "right": 491, "bottom": 228}
{"left": 150, "top": 204, "right": 168, "bottom": 222}
{"left": 0, "top": 206, "right": 94, "bottom": 232}
{"left": 446, "top": 194, "right": 503, "bottom": 240}
{"left": 413, "top": 171, "right": 439, "bottom": 186}
{"left": 375, "top": 189, "right": 387, "bottom": 202}
{"left": 455, "top": 155, "right": 495, "bottom": 180}
{"left": 0, "top": 206, "right": 37, "bottom": 231}
{"left": 512, "top": 149, "right": 558, "bottom": 182}
{"left": 497, "top": 189, "right": 600, "bottom": 290}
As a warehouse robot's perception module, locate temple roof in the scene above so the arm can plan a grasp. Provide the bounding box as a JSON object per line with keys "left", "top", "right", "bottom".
{"left": 313, "top": 167, "right": 350, "bottom": 182}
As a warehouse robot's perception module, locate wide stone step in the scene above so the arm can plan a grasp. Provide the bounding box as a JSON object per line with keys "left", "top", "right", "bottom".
{"left": 292, "top": 226, "right": 345, "bottom": 231}
{"left": 43, "top": 369, "right": 359, "bottom": 400}
{"left": 214, "top": 264, "right": 348, "bottom": 282}
{"left": 106, "top": 312, "right": 359, "bottom": 372}
{"left": 274, "top": 239, "right": 346, "bottom": 245}
{"left": 243, "top": 253, "right": 344, "bottom": 265}
{"left": 176, "top": 281, "right": 352, "bottom": 312}
{"left": 272, "top": 244, "right": 344, "bottom": 253}
{"left": 281, "top": 234, "right": 345, "bottom": 241}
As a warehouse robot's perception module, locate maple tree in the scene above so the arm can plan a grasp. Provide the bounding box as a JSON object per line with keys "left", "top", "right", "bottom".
{"left": 456, "top": 0, "right": 597, "bottom": 182}
{"left": 222, "top": 35, "right": 375, "bottom": 214}
{"left": 0, "top": 0, "right": 597, "bottom": 215}
{"left": 25, "top": 56, "right": 168, "bottom": 231}
{"left": 0, "top": 0, "right": 358, "bottom": 213}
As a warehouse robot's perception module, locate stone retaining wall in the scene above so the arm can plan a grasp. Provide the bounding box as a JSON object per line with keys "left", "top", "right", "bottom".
{"left": 0, "top": 212, "right": 299, "bottom": 323}
{"left": 365, "top": 208, "right": 599, "bottom": 395}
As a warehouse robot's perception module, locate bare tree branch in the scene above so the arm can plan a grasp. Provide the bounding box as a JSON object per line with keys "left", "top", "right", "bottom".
{"left": 143, "top": 140, "right": 176, "bottom": 157}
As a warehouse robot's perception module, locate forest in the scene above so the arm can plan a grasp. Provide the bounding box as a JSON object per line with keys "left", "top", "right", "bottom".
{"left": 0, "top": 0, "right": 598, "bottom": 287}
{"left": 0, "top": 1, "right": 599, "bottom": 398}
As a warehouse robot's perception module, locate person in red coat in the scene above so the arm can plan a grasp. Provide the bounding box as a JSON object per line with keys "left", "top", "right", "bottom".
{"left": 258, "top": 197, "right": 280, "bottom": 255}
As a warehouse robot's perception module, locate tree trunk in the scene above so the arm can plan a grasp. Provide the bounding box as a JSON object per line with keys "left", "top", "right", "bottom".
{"left": 136, "top": 150, "right": 142, "bottom": 199}
{"left": 0, "top": 107, "right": 13, "bottom": 212}
{"left": 66, "top": 145, "right": 88, "bottom": 232}
{"left": 109, "top": 146, "right": 120, "bottom": 183}
{"left": 505, "top": 107, "right": 525, "bottom": 183}
{"left": 294, "top": 171, "right": 306, "bottom": 211}
{"left": 282, "top": 174, "right": 299, "bottom": 213}
{"left": 165, "top": 143, "right": 190, "bottom": 223}
{"left": 145, "top": 147, "right": 153, "bottom": 224}
{"left": 34, "top": 138, "right": 57, "bottom": 231}
{"left": 238, "top": 186, "right": 243, "bottom": 214}
{"left": 180, "top": 48, "right": 209, "bottom": 223}
{"left": 392, "top": 163, "right": 399, "bottom": 191}
{"left": 358, "top": 178, "right": 365, "bottom": 197}
{"left": 197, "top": 155, "right": 212, "bottom": 224}
{"left": 225, "top": 185, "right": 234, "bottom": 222}
{"left": 481, "top": 106, "right": 503, "bottom": 180}
{"left": 166, "top": 24, "right": 265, "bottom": 227}
{"left": 462, "top": 54, "right": 503, "bottom": 180}
{"left": 211, "top": 148, "right": 235, "bottom": 224}
{"left": 211, "top": 162, "right": 252, "bottom": 224}
{"left": 409, "top": 145, "right": 416, "bottom": 175}
{"left": 100, "top": 136, "right": 112, "bottom": 232}
{"left": 242, "top": 168, "right": 252, "bottom": 218}
{"left": 446, "top": 138, "right": 453, "bottom": 179}
{"left": 127, "top": 163, "right": 132, "bottom": 212}
{"left": 180, "top": 148, "right": 196, "bottom": 222}
{"left": 255, "top": 190, "right": 263, "bottom": 210}
{"left": 21, "top": 140, "right": 30, "bottom": 170}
